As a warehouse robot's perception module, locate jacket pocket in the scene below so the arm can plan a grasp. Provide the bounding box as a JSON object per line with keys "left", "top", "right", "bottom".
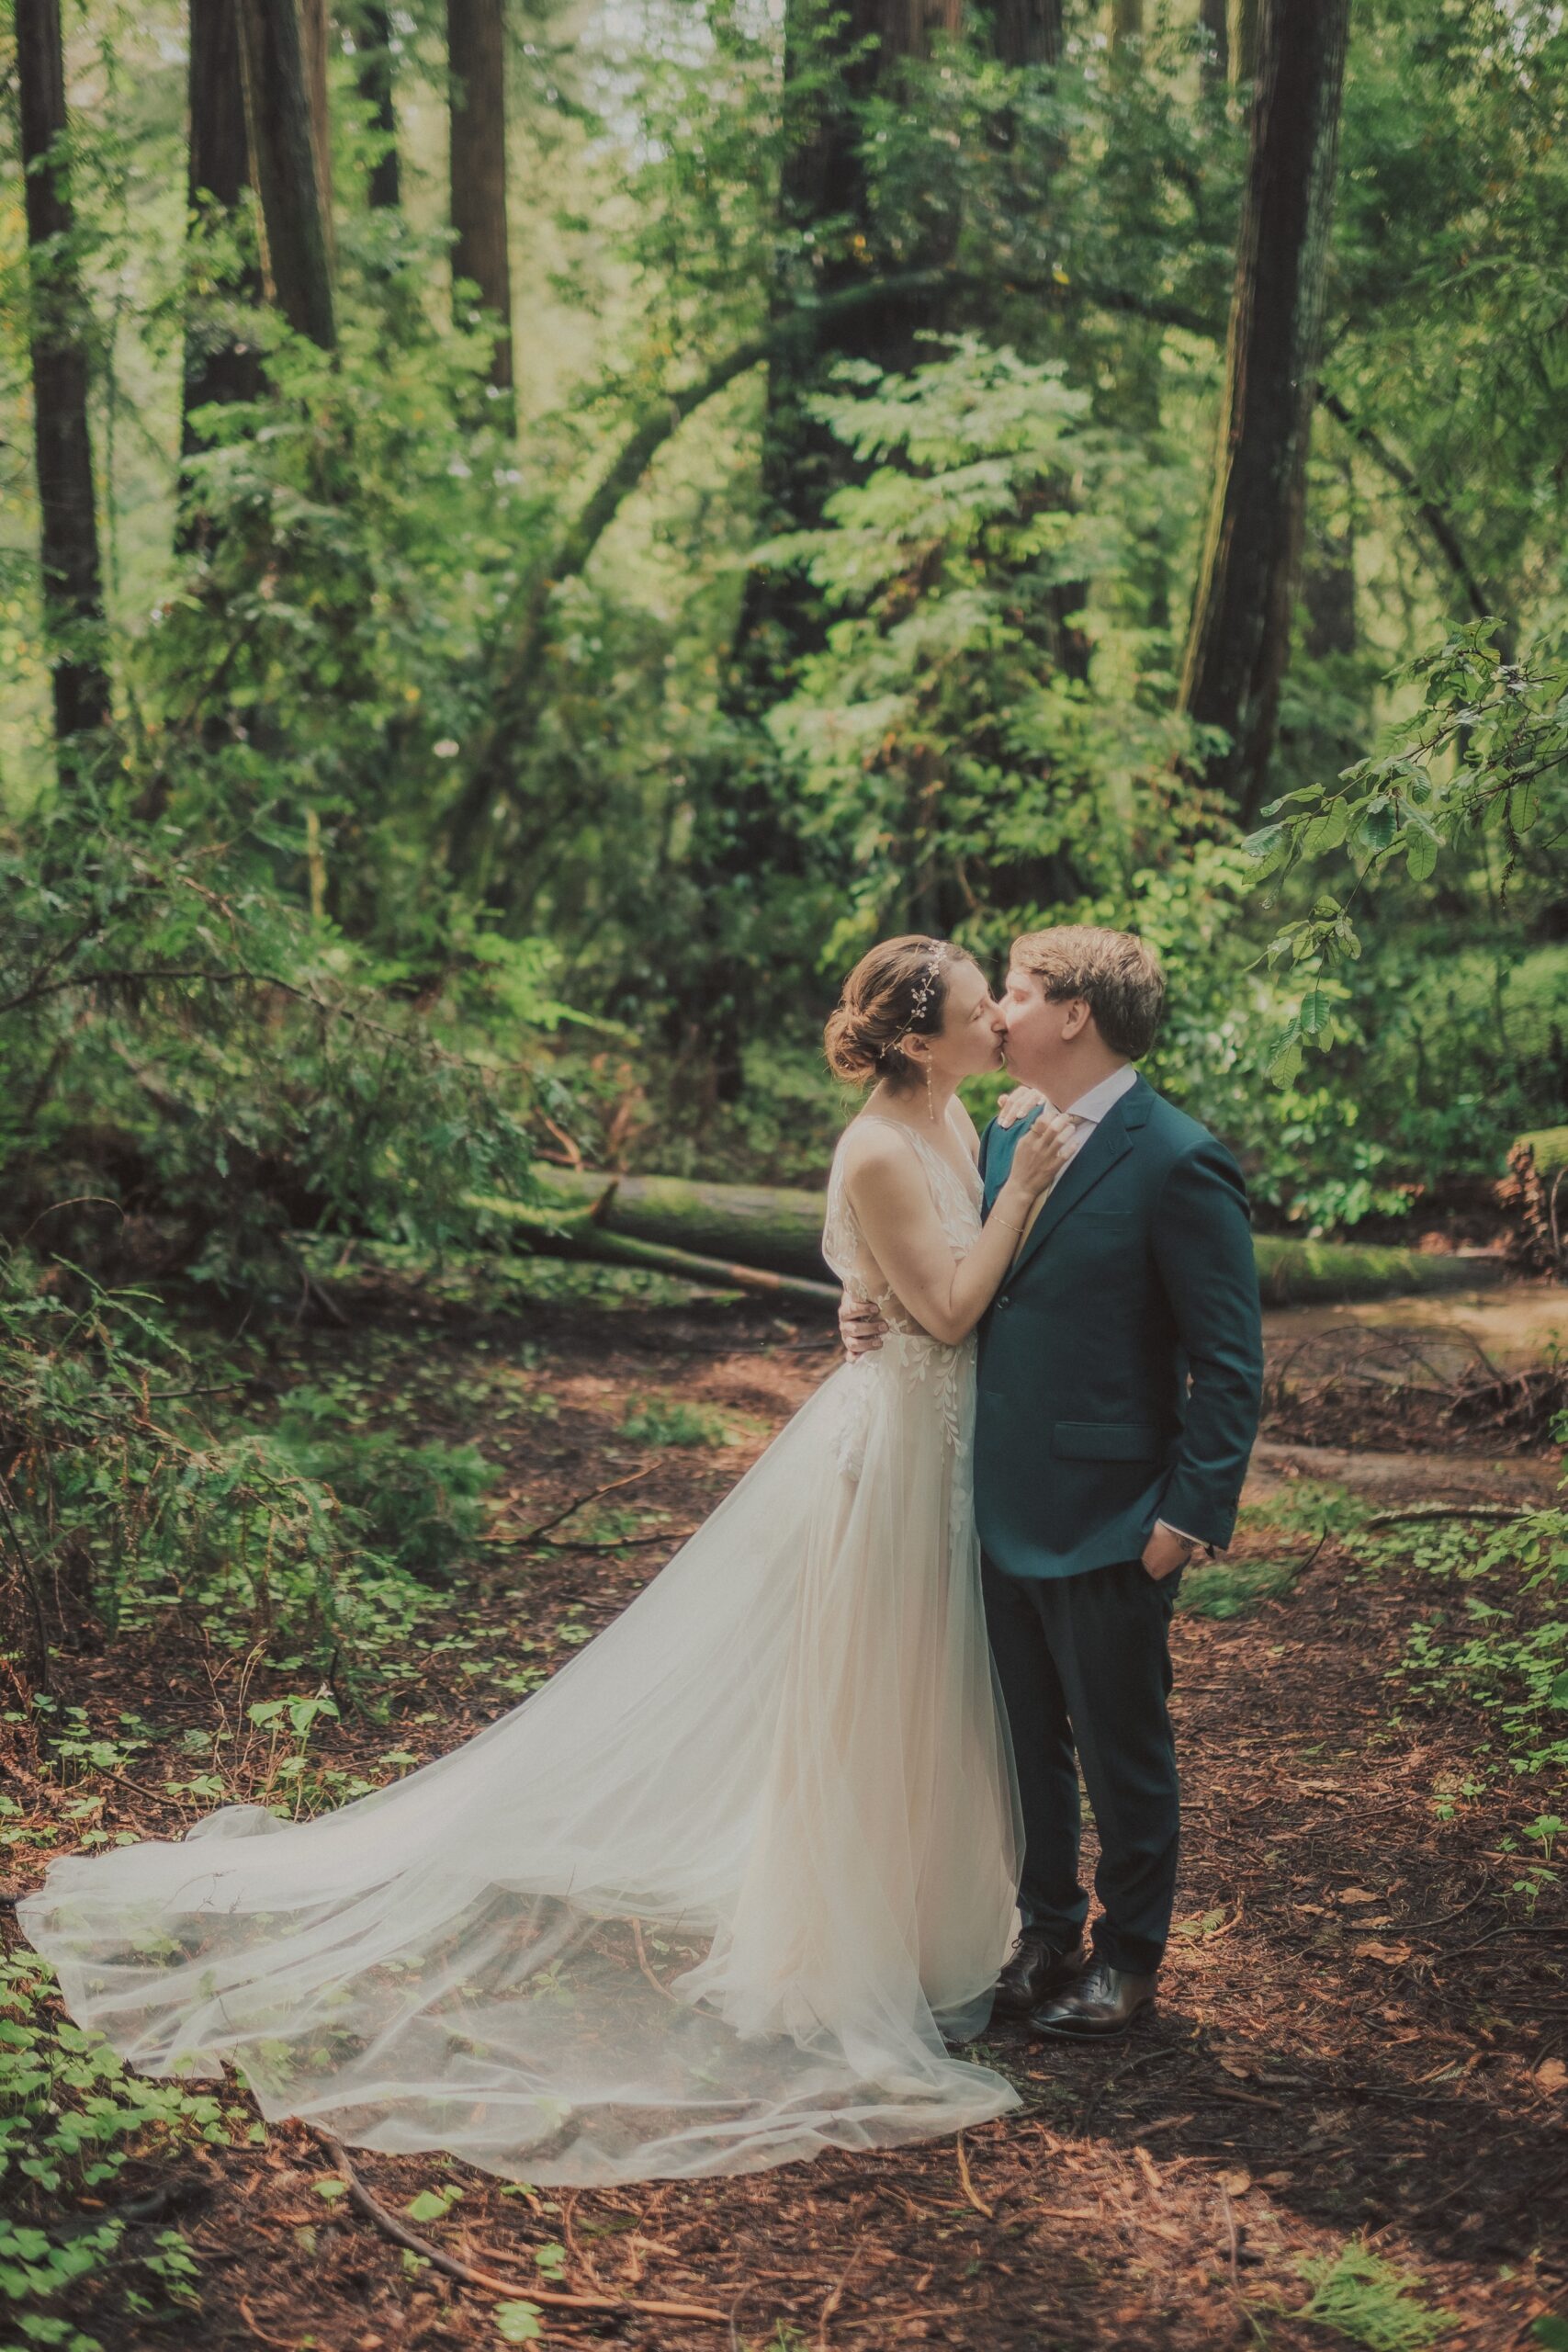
{"left": 1052, "top": 1419, "right": 1164, "bottom": 1461}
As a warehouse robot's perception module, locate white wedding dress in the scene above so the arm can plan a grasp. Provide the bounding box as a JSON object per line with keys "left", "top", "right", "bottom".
{"left": 18, "top": 1111, "right": 1025, "bottom": 2184}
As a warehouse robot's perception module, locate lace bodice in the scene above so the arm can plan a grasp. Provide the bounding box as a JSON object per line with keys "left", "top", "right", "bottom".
{"left": 822, "top": 1110, "right": 984, "bottom": 1332}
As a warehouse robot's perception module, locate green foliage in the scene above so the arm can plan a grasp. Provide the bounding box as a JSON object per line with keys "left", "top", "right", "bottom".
{"left": 758, "top": 335, "right": 1201, "bottom": 973}
{"left": 495, "top": 2303, "right": 547, "bottom": 2344}
{"left": 617, "top": 1395, "right": 732, "bottom": 1447}
{"left": 1292, "top": 2241, "right": 1458, "bottom": 2351}
{"left": 1364, "top": 1467, "right": 1568, "bottom": 1797}
{"left": 0, "top": 1947, "right": 241, "bottom": 2352}
{"left": 1248, "top": 622, "right": 1568, "bottom": 1088}
{"left": 1177, "top": 1556, "right": 1302, "bottom": 1622}
{"left": 271, "top": 1389, "right": 498, "bottom": 1588}
{"left": 0, "top": 1247, "right": 445, "bottom": 1696}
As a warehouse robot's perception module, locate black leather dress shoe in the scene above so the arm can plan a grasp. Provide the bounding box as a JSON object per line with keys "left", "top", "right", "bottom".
{"left": 991, "top": 1928, "right": 1084, "bottom": 2018}
{"left": 1025, "top": 1959, "right": 1156, "bottom": 2039}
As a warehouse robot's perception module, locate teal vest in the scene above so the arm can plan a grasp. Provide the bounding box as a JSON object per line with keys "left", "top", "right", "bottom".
{"left": 975, "top": 1075, "right": 1264, "bottom": 1579}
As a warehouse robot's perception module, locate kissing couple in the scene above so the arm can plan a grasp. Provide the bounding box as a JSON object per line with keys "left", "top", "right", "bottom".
{"left": 20, "top": 924, "right": 1264, "bottom": 2188}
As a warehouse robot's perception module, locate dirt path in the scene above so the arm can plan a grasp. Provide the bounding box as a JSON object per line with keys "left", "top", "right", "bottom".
{"left": 7, "top": 1284, "right": 1567, "bottom": 2349}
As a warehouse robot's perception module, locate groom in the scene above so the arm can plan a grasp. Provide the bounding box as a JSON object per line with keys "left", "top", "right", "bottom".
{"left": 842, "top": 925, "right": 1263, "bottom": 2038}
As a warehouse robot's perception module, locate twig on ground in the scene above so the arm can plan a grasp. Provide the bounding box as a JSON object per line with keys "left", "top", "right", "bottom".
{"left": 955, "top": 2132, "right": 994, "bottom": 2220}
{"left": 1440, "top": 1920, "right": 1568, "bottom": 1962}
{"left": 483, "top": 1464, "right": 656, "bottom": 1547}
{"left": 308, "top": 2127, "right": 728, "bottom": 2323}
{"left": 1363, "top": 1503, "right": 1530, "bottom": 1529}
{"left": 1219, "top": 2185, "right": 1239, "bottom": 2288}
{"left": 237, "top": 2294, "right": 303, "bottom": 2349}
{"left": 631, "top": 1916, "right": 680, "bottom": 2003}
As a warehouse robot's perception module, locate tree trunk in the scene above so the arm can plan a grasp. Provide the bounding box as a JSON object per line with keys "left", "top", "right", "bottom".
{"left": 989, "top": 0, "right": 1062, "bottom": 66}
{"left": 236, "top": 0, "right": 337, "bottom": 348}
{"left": 354, "top": 0, "right": 400, "bottom": 209}
{"left": 446, "top": 0, "right": 513, "bottom": 397}
{"left": 1110, "top": 0, "right": 1142, "bottom": 49}
{"left": 1227, "top": 0, "right": 1258, "bottom": 83}
{"left": 1303, "top": 481, "right": 1356, "bottom": 659}
{"left": 660, "top": 0, "right": 962, "bottom": 1102}
{"left": 728, "top": 0, "right": 964, "bottom": 707}
{"left": 1177, "top": 0, "right": 1350, "bottom": 820}
{"left": 15, "top": 0, "right": 111, "bottom": 752}
{"left": 299, "top": 0, "right": 336, "bottom": 266}
{"left": 1199, "top": 0, "right": 1227, "bottom": 88}
{"left": 184, "top": 0, "right": 263, "bottom": 458}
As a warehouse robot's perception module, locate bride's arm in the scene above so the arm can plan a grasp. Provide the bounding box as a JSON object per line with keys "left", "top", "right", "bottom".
{"left": 842, "top": 1116, "right": 1069, "bottom": 1347}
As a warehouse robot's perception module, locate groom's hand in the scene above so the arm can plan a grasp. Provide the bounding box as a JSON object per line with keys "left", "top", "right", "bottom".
{"left": 1141, "top": 1521, "right": 1191, "bottom": 1581}
{"left": 839, "top": 1292, "right": 886, "bottom": 1359}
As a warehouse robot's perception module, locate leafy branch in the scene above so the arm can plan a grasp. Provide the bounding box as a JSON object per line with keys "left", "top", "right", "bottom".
{"left": 1246, "top": 621, "right": 1568, "bottom": 1085}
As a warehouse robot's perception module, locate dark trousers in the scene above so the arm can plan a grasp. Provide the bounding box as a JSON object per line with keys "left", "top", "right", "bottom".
{"left": 981, "top": 1553, "right": 1181, "bottom": 1977}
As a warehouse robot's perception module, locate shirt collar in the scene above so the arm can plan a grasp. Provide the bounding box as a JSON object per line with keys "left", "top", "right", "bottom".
{"left": 1048, "top": 1063, "right": 1138, "bottom": 1126}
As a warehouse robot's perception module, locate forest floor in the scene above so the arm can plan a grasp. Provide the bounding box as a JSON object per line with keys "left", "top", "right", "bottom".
{"left": 6, "top": 1270, "right": 1568, "bottom": 2352}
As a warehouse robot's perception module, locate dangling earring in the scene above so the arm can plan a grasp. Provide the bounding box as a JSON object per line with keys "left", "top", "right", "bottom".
{"left": 925, "top": 1061, "right": 937, "bottom": 1124}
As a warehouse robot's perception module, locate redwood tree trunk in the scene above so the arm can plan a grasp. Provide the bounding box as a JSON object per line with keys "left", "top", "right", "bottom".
{"left": 236, "top": 0, "right": 337, "bottom": 348}
{"left": 1177, "top": 0, "right": 1350, "bottom": 819}
{"left": 726, "top": 0, "right": 964, "bottom": 710}
{"left": 446, "top": 0, "right": 513, "bottom": 396}
{"left": 184, "top": 0, "right": 263, "bottom": 455}
{"left": 354, "top": 0, "right": 400, "bottom": 209}
{"left": 15, "top": 0, "right": 111, "bottom": 751}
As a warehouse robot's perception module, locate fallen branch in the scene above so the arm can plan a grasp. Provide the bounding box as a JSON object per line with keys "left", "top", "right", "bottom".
{"left": 309, "top": 2127, "right": 728, "bottom": 2324}
{"left": 464, "top": 1187, "right": 840, "bottom": 1306}
{"left": 1363, "top": 1503, "right": 1536, "bottom": 1530}
{"left": 486, "top": 1464, "right": 657, "bottom": 1548}
{"left": 955, "top": 2132, "right": 995, "bottom": 2221}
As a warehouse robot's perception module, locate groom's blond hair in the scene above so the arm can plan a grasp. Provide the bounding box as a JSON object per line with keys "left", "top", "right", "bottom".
{"left": 1010, "top": 926, "right": 1165, "bottom": 1059}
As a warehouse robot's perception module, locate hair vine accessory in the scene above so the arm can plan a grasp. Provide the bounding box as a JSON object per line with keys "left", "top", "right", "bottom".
{"left": 886, "top": 940, "right": 950, "bottom": 1123}
{"left": 887, "top": 941, "right": 949, "bottom": 1051}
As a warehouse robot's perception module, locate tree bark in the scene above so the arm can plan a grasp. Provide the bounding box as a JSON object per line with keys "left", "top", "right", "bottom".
{"left": 1177, "top": 0, "right": 1350, "bottom": 820}
{"left": 989, "top": 0, "right": 1062, "bottom": 66}
{"left": 184, "top": 0, "right": 263, "bottom": 457}
{"left": 15, "top": 0, "right": 112, "bottom": 752}
{"left": 236, "top": 0, "right": 337, "bottom": 348}
{"left": 299, "top": 0, "right": 336, "bottom": 266}
{"left": 727, "top": 0, "right": 965, "bottom": 708}
{"left": 353, "top": 0, "right": 400, "bottom": 209}
{"left": 1227, "top": 0, "right": 1258, "bottom": 84}
{"left": 446, "top": 0, "right": 513, "bottom": 396}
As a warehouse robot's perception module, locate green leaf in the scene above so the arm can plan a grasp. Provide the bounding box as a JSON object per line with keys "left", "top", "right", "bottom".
{"left": 1530, "top": 2321, "right": 1568, "bottom": 2351}
{"left": 495, "top": 2302, "right": 546, "bottom": 2344}
{"left": 1269, "top": 1035, "right": 1304, "bottom": 1090}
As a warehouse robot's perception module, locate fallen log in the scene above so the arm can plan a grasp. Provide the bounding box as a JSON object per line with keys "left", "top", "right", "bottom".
{"left": 1251, "top": 1234, "right": 1506, "bottom": 1306}
{"left": 1512, "top": 1126, "right": 1568, "bottom": 1187}
{"left": 535, "top": 1167, "right": 831, "bottom": 1282}
{"left": 525, "top": 1168, "right": 1506, "bottom": 1307}
{"left": 461, "top": 1188, "right": 840, "bottom": 1305}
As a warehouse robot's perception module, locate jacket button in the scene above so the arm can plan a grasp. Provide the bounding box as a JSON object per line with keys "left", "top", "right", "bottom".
{"left": 998, "top": 1294, "right": 1010, "bottom": 1309}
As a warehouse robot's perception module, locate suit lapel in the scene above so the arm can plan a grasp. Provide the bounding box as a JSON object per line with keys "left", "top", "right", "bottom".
{"left": 1009, "top": 1075, "right": 1150, "bottom": 1278}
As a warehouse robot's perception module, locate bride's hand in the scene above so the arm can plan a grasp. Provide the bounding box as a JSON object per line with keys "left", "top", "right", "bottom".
{"left": 1008, "top": 1107, "right": 1073, "bottom": 1199}
{"left": 995, "top": 1085, "right": 1045, "bottom": 1130}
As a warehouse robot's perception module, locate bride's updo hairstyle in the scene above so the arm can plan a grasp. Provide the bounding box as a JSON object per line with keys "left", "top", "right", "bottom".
{"left": 824, "top": 935, "right": 978, "bottom": 1087}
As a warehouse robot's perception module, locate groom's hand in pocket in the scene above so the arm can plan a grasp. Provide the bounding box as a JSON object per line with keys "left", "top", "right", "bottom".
{"left": 840, "top": 1292, "right": 887, "bottom": 1360}
{"left": 1141, "top": 1521, "right": 1191, "bottom": 1581}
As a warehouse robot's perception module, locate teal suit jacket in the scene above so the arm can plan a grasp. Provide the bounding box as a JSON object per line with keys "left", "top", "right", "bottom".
{"left": 975, "top": 1074, "right": 1264, "bottom": 1580}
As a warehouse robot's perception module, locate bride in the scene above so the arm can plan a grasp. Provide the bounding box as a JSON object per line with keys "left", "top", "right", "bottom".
{"left": 18, "top": 938, "right": 1068, "bottom": 2186}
